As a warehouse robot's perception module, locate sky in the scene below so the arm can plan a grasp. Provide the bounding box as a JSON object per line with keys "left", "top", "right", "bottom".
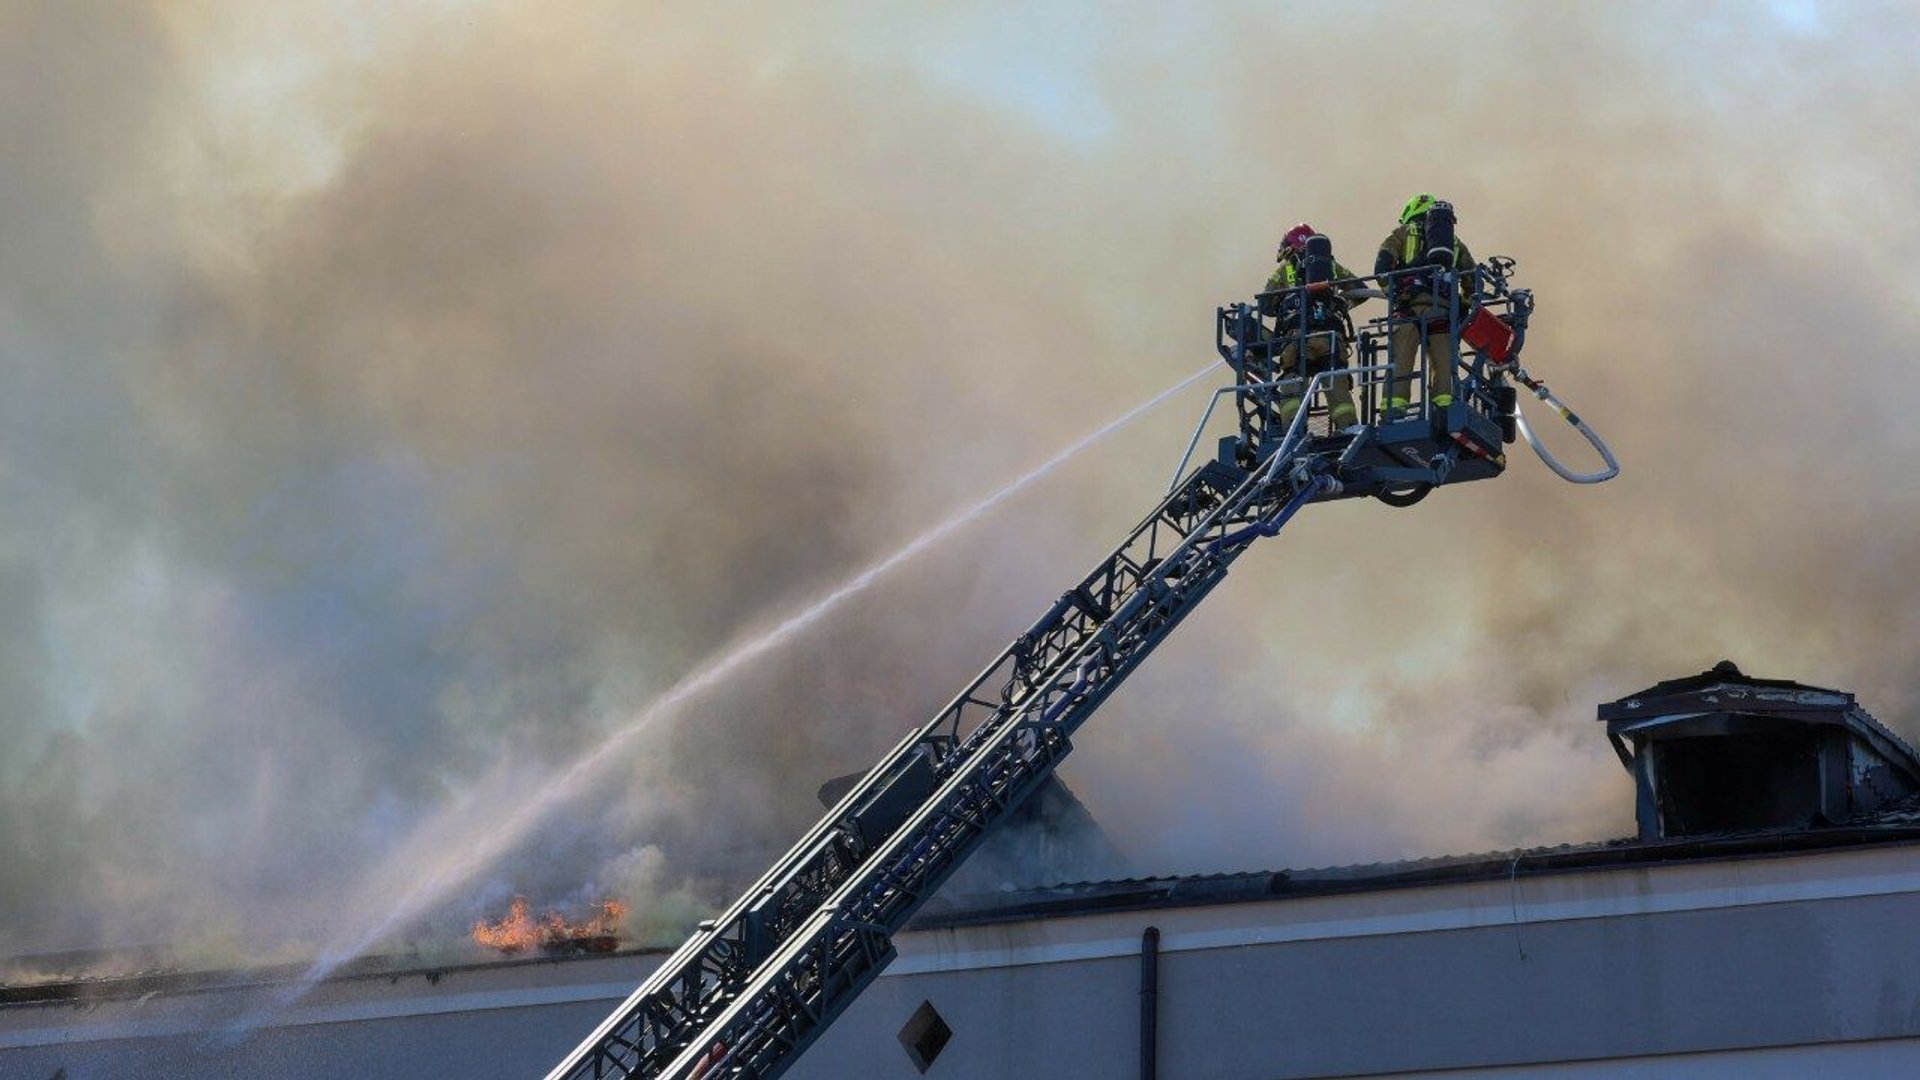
{"left": 3, "top": 0, "right": 1919, "bottom": 982}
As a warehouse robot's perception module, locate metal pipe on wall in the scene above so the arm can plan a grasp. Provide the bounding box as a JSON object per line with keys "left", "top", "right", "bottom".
{"left": 1141, "top": 925, "right": 1160, "bottom": 1080}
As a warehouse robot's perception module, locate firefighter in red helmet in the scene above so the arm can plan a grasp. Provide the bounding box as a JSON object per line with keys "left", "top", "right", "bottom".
{"left": 1261, "top": 223, "right": 1360, "bottom": 431}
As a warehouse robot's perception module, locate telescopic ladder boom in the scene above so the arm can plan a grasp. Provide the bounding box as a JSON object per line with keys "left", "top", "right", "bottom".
{"left": 549, "top": 258, "right": 1551, "bottom": 1080}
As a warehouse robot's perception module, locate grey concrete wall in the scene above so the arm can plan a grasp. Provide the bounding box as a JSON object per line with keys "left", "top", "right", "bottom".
{"left": 8, "top": 844, "right": 1920, "bottom": 1079}
{"left": 0, "top": 951, "right": 661, "bottom": 1080}
{"left": 1179, "top": 889, "right": 1920, "bottom": 1077}
{"left": 788, "top": 892, "right": 1920, "bottom": 1079}
{"left": 0, "top": 1001, "right": 607, "bottom": 1080}
{"left": 1391, "top": 1038, "right": 1920, "bottom": 1079}
{"left": 791, "top": 846, "right": 1920, "bottom": 1079}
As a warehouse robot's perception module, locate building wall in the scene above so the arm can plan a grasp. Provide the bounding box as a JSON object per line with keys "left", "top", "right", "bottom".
{"left": 7, "top": 843, "right": 1920, "bottom": 1079}
{"left": 793, "top": 843, "right": 1920, "bottom": 1079}
{"left": 0, "top": 953, "right": 656, "bottom": 1079}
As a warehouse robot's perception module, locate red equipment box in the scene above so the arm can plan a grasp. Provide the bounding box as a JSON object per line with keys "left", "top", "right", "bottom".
{"left": 1461, "top": 307, "right": 1515, "bottom": 363}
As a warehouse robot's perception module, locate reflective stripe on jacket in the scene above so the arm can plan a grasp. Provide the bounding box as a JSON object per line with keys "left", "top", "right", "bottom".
{"left": 1375, "top": 224, "right": 1474, "bottom": 307}
{"left": 1263, "top": 254, "right": 1358, "bottom": 325}
{"left": 1378, "top": 223, "right": 1472, "bottom": 271}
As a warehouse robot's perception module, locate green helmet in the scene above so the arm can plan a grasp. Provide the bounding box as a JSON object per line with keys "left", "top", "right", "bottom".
{"left": 1399, "top": 192, "right": 1438, "bottom": 225}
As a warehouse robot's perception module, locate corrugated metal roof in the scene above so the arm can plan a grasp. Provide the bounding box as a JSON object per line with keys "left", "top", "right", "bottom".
{"left": 14, "top": 800, "right": 1920, "bottom": 1003}
{"left": 15, "top": 666, "right": 1920, "bottom": 1003}
{"left": 913, "top": 797, "right": 1920, "bottom": 928}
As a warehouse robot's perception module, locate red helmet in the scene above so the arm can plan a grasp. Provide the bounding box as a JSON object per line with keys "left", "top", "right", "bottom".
{"left": 1281, "top": 223, "right": 1317, "bottom": 252}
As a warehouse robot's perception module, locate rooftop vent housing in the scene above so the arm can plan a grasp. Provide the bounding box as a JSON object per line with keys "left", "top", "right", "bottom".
{"left": 1600, "top": 661, "right": 1920, "bottom": 841}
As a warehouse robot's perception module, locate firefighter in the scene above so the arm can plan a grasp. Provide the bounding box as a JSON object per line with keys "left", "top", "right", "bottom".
{"left": 1262, "top": 223, "right": 1360, "bottom": 432}
{"left": 1375, "top": 194, "right": 1474, "bottom": 417}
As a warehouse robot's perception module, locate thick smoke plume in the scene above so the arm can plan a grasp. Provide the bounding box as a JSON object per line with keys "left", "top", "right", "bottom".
{"left": 4, "top": 0, "right": 1918, "bottom": 985}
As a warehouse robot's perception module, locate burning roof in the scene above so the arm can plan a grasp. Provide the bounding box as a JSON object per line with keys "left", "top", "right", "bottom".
{"left": 471, "top": 898, "right": 627, "bottom": 956}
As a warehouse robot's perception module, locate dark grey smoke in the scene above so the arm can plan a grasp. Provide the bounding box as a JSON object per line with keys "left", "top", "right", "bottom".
{"left": 4, "top": 0, "right": 1918, "bottom": 976}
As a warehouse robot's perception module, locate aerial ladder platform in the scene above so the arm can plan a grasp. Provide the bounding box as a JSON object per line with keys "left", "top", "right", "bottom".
{"left": 547, "top": 239, "right": 1615, "bottom": 1080}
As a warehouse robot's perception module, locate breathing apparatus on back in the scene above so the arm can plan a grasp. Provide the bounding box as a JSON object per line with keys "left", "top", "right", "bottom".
{"left": 1301, "top": 233, "right": 1334, "bottom": 286}
{"left": 1419, "top": 201, "right": 1456, "bottom": 267}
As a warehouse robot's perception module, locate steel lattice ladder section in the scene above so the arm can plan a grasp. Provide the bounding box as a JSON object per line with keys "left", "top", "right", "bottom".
{"left": 548, "top": 449, "right": 1330, "bottom": 1079}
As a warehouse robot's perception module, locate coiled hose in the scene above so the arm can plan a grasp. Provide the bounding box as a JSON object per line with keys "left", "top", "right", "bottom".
{"left": 1509, "top": 368, "right": 1619, "bottom": 484}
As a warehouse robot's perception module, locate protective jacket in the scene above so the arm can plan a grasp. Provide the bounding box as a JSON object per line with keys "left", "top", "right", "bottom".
{"left": 1261, "top": 254, "right": 1359, "bottom": 329}
{"left": 1374, "top": 223, "right": 1473, "bottom": 308}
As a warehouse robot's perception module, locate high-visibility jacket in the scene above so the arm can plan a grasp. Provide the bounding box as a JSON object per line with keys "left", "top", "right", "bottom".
{"left": 1262, "top": 254, "right": 1359, "bottom": 327}
{"left": 1374, "top": 222, "right": 1473, "bottom": 306}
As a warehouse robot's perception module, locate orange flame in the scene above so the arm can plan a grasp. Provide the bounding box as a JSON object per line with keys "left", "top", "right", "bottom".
{"left": 472, "top": 897, "right": 542, "bottom": 953}
{"left": 472, "top": 897, "right": 628, "bottom": 955}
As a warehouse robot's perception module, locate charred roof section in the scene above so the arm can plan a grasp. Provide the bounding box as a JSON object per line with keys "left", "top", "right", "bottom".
{"left": 1599, "top": 660, "right": 1920, "bottom": 841}
{"left": 15, "top": 666, "right": 1920, "bottom": 1003}
{"left": 817, "top": 771, "right": 1127, "bottom": 890}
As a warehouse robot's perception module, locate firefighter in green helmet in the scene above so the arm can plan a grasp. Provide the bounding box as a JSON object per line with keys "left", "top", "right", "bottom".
{"left": 1375, "top": 193, "right": 1474, "bottom": 418}
{"left": 1262, "top": 223, "right": 1360, "bottom": 432}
